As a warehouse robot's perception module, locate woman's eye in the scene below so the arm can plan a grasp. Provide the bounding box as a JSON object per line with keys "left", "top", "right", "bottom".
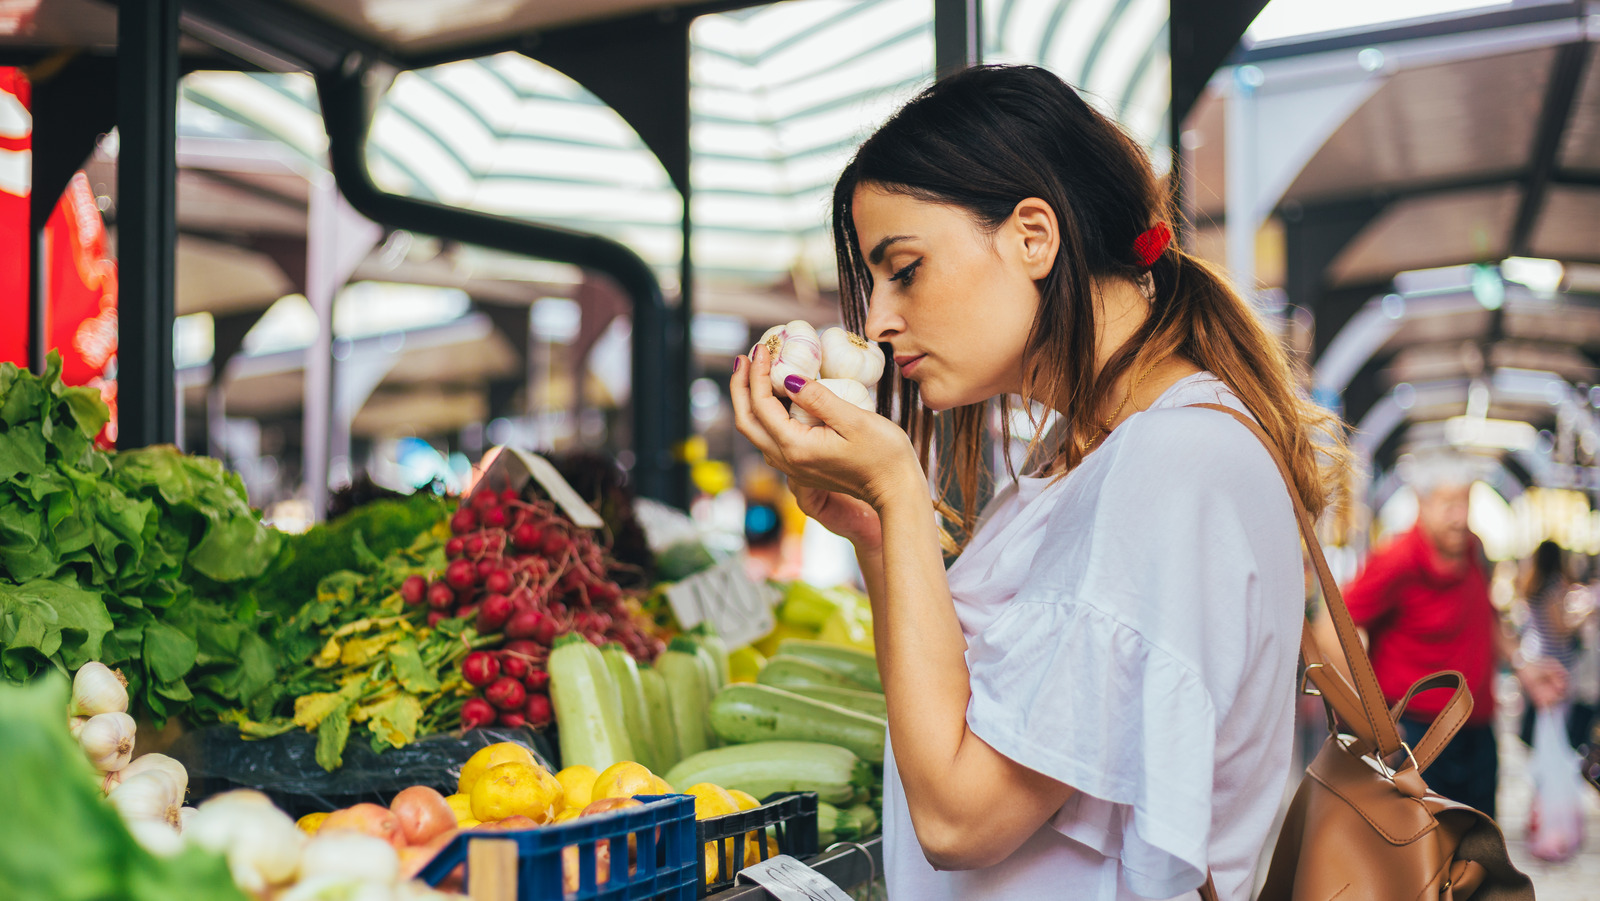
{"left": 888, "top": 259, "right": 922, "bottom": 285}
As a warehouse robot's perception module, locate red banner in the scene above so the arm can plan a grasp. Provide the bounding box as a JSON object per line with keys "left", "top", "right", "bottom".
{"left": 44, "top": 171, "right": 118, "bottom": 443}
{"left": 0, "top": 67, "right": 28, "bottom": 369}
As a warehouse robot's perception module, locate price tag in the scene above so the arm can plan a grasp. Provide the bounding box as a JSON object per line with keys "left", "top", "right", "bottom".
{"left": 663, "top": 555, "right": 776, "bottom": 647}
{"left": 476, "top": 447, "right": 604, "bottom": 529}
{"left": 735, "top": 854, "right": 855, "bottom": 901}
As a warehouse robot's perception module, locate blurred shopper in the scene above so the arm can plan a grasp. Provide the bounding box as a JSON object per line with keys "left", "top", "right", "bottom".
{"left": 1334, "top": 458, "right": 1566, "bottom": 817}
{"left": 1518, "top": 540, "right": 1595, "bottom": 751}
{"left": 732, "top": 65, "right": 1344, "bottom": 900}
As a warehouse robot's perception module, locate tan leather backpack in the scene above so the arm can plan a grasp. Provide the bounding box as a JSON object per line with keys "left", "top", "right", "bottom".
{"left": 1191, "top": 404, "right": 1534, "bottom": 901}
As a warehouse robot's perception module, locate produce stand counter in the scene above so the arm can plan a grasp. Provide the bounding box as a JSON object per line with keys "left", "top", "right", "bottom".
{"left": 706, "top": 835, "right": 884, "bottom": 900}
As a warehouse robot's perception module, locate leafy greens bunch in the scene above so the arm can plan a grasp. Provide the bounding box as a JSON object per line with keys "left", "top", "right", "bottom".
{"left": 0, "top": 354, "right": 283, "bottom": 723}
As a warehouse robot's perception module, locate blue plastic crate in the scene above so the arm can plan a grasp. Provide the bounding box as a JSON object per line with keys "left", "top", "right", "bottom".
{"left": 417, "top": 794, "right": 697, "bottom": 900}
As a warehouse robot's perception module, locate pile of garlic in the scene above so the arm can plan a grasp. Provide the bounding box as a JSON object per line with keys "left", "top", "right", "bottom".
{"left": 68, "top": 662, "right": 195, "bottom": 849}
{"left": 759, "top": 320, "right": 885, "bottom": 426}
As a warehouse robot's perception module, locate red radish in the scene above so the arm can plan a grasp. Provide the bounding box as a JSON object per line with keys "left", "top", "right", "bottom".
{"left": 540, "top": 533, "right": 570, "bottom": 557}
{"left": 497, "top": 711, "right": 526, "bottom": 729}
{"left": 461, "top": 697, "right": 496, "bottom": 729}
{"left": 465, "top": 534, "right": 486, "bottom": 557}
{"left": 471, "top": 489, "right": 499, "bottom": 511}
{"left": 391, "top": 786, "right": 456, "bottom": 845}
{"left": 445, "top": 536, "right": 466, "bottom": 558}
{"left": 499, "top": 653, "right": 529, "bottom": 681}
{"left": 486, "top": 677, "right": 526, "bottom": 711}
{"left": 445, "top": 559, "right": 477, "bottom": 591}
{"left": 511, "top": 523, "right": 542, "bottom": 551}
{"left": 427, "top": 610, "right": 449, "bottom": 628}
{"left": 484, "top": 569, "right": 513, "bottom": 595}
{"left": 523, "top": 668, "right": 549, "bottom": 691}
{"left": 533, "top": 615, "right": 564, "bottom": 646}
{"left": 474, "top": 558, "right": 498, "bottom": 578}
{"left": 456, "top": 602, "right": 480, "bottom": 622}
{"left": 477, "top": 593, "right": 514, "bottom": 632}
{"left": 400, "top": 576, "right": 427, "bottom": 606}
{"left": 427, "top": 581, "right": 457, "bottom": 610}
{"left": 482, "top": 506, "right": 509, "bottom": 529}
{"left": 588, "top": 582, "right": 620, "bottom": 605}
{"left": 503, "top": 640, "right": 544, "bottom": 662}
{"left": 523, "top": 693, "right": 552, "bottom": 728}
{"left": 450, "top": 507, "right": 477, "bottom": 534}
{"left": 505, "top": 609, "right": 543, "bottom": 640}
{"left": 500, "top": 488, "right": 520, "bottom": 504}
{"left": 462, "top": 652, "right": 500, "bottom": 686}
{"left": 509, "top": 587, "right": 536, "bottom": 611}
{"left": 547, "top": 601, "right": 568, "bottom": 619}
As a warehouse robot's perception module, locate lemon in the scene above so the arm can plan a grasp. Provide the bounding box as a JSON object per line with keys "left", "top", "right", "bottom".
{"left": 296, "top": 811, "right": 329, "bottom": 834}
{"left": 556, "top": 764, "right": 599, "bottom": 810}
{"left": 470, "top": 761, "right": 563, "bottom": 824}
{"left": 444, "top": 792, "right": 474, "bottom": 823}
{"left": 591, "top": 761, "right": 655, "bottom": 802}
{"left": 727, "top": 789, "right": 761, "bottom": 811}
{"left": 744, "top": 830, "right": 781, "bottom": 868}
{"left": 683, "top": 783, "right": 739, "bottom": 820}
{"left": 459, "top": 742, "right": 537, "bottom": 796}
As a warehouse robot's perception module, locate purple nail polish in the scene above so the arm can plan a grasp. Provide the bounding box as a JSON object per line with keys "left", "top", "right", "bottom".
{"left": 784, "top": 374, "right": 807, "bottom": 394}
{"left": 734, "top": 357, "right": 742, "bottom": 372}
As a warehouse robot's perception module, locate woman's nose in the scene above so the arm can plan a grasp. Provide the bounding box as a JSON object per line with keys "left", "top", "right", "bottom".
{"left": 863, "top": 293, "right": 903, "bottom": 344}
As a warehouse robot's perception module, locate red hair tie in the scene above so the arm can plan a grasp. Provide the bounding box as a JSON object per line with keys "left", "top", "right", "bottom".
{"left": 1133, "top": 222, "right": 1172, "bottom": 268}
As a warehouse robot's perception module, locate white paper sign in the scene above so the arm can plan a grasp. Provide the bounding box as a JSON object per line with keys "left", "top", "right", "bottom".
{"left": 735, "top": 854, "right": 854, "bottom": 901}
{"left": 474, "top": 446, "right": 604, "bottom": 529}
{"left": 663, "top": 555, "right": 776, "bottom": 648}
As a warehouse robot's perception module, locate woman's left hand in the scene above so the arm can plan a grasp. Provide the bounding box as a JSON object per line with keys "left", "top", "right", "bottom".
{"left": 729, "top": 344, "right": 921, "bottom": 511}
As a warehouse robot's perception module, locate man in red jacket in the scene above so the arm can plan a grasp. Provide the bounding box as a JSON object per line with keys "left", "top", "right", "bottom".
{"left": 1336, "top": 459, "right": 1565, "bottom": 817}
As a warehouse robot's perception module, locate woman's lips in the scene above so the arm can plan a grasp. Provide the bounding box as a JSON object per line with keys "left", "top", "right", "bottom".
{"left": 895, "top": 354, "right": 926, "bottom": 376}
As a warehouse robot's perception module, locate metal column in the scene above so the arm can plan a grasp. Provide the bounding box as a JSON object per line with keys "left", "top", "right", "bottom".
{"left": 934, "top": 0, "right": 982, "bottom": 79}
{"left": 117, "top": 0, "right": 180, "bottom": 447}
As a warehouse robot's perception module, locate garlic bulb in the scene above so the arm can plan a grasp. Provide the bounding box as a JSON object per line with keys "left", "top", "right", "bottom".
{"left": 118, "top": 753, "right": 188, "bottom": 801}
{"left": 791, "top": 379, "right": 874, "bottom": 427}
{"left": 70, "top": 661, "right": 129, "bottom": 717}
{"left": 300, "top": 831, "right": 401, "bottom": 884}
{"left": 69, "top": 716, "right": 89, "bottom": 739}
{"left": 179, "top": 806, "right": 198, "bottom": 832}
{"left": 760, "top": 320, "right": 823, "bottom": 398}
{"left": 125, "top": 816, "right": 184, "bottom": 857}
{"left": 109, "top": 770, "right": 183, "bottom": 829}
{"left": 79, "top": 711, "right": 137, "bottom": 772}
{"left": 186, "top": 790, "right": 305, "bottom": 890}
{"left": 819, "top": 327, "right": 885, "bottom": 386}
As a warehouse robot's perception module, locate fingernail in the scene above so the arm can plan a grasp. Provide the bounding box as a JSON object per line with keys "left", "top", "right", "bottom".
{"left": 784, "top": 375, "right": 807, "bottom": 394}
{"left": 734, "top": 357, "right": 742, "bottom": 372}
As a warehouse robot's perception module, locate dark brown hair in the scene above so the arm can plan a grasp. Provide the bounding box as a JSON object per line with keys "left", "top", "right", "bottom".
{"left": 831, "top": 65, "right": 1347, "bottom": 547}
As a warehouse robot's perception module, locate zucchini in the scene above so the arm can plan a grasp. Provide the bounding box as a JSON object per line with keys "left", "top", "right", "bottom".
{"left": 637, "top": 662, "right": 680, "bottom": 773}
{"left": 709, "top": 683, "right": 884, "bottom": 763}
{"left": 548, "top": 633, "right": 630, "bottom": 771}
{"left": 690, "top": 643, "right": 724, "bottom": 745}
{"left": 601, "top": 643, "right": 658, "bottom": 772}
{"left": 784, "top": 684, "right": 886, "bottom": 719}
{"left": 690, "top": 622, "right": 731, "bottom": 689}
{"left": 846, "top": 802, "right": 878, "bottom": 837}
{"left": 756, "top": 655, "right": 862, "bottom": 692}
{"left": 585, "top": 637, "right": 637, "bottom": 763}
{"left": 663, "top": 740, "right": 871, "bottom": 807}
{"left": 658, "top": 637, "right": 714, "bottom": 760}
{"left": 776, "top": 639, "right": 881, "bottom": 692}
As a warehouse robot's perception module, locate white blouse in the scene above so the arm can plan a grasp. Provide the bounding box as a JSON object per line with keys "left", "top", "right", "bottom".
{"left": 882, "top": 374, "right": 1303, "bottom": 900}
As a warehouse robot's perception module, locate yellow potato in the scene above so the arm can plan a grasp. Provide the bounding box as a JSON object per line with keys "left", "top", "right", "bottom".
{"left": 458, "top": 742, "right": 536, "bottom": 796}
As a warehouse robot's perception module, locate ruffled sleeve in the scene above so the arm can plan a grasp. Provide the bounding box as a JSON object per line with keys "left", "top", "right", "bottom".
{"left": 965, "top": 600, "right": 1217, "bottom": 899}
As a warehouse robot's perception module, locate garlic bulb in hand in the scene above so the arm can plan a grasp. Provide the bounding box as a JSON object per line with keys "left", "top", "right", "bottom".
{"left": 760, "top": 320, "right": 823, "bottom": 398}
{"left": 79, "top": 711, "right": 137, "bottom": 772}
{"left": 70, "top": 661, "right": 129, "bottom": 717}
{"left": 819, "top": 328, "right": 885, "bottom": 386}
{"left": 791, "top": 378, "right": 874, "bottom": 427}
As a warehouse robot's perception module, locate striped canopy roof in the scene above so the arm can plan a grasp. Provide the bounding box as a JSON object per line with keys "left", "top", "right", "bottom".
{"left": 180, "top": 0, "right": 1169, "bottom": 292}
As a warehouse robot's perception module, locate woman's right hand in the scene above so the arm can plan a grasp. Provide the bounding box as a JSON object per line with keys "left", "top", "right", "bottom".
{"left": 792, "top": 483, "right": 883, "bottom": 556}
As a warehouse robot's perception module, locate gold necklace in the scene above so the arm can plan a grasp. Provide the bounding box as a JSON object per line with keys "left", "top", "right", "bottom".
{"left": 1083, "top": 355, "right": 1165, "bottom": 451}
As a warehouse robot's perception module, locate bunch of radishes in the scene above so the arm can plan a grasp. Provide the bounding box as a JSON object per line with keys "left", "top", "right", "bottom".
{"left": 400, "top": 485, "right": 663, "bottom": 732}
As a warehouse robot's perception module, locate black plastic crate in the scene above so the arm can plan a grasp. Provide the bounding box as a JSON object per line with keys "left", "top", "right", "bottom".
{"left": 694, "top": 792, "right": 819, "bottom": 896}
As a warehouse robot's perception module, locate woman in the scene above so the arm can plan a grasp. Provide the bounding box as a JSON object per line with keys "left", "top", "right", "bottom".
{"left": 1519, "top": 539, "right": 1593, "bottom": 751}
{"left": 730, "top": 65, "right": 1344, "bottom": 900}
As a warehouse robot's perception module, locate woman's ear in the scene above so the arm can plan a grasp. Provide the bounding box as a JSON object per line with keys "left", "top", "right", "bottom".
{"left": 1010, "top": 197, "right": 1059, "bottom": 281}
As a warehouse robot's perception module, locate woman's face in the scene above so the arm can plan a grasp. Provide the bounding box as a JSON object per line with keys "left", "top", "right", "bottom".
{"left": 854, "top": 183, "right": 1053, "bottom": 411}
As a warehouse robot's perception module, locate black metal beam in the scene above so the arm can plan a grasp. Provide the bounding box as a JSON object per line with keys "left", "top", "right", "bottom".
{"left": 1171, "top": 0, "right": 1270, "bottom": 129}
{"left": 118, "top": 0, "right": 181, "bottom": 448}
{"left": 934, "top": 0, "right": 982, "bottom": 80}
{"left": 315, "top": 63, "right": 687, "bottom": 506}
{"left": 178, "top": 0, "right": 392, "bottom": 73}
{"left": 1508, "top": 41, "right": 1588, "bottom": 257}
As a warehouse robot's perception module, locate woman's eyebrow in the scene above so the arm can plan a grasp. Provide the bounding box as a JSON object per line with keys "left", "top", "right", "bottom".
{"left": 868, "top": 235, "right": 915, "bottom": 265}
